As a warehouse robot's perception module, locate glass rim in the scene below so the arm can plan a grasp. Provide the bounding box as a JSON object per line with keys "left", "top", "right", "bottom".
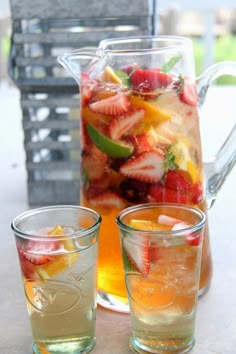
{"left": 99, "top": 35, "right": 192, "bottom": 53}
{"left": 11, "top": 205, "right": 102, "bottom": 241}
{"left": 116, "top": 203, "right": 206, "bottom": 237}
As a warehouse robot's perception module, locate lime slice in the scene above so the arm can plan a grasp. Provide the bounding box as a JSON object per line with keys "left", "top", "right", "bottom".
{"left": 87, "top": 123, "right": 133, "bottom": 158}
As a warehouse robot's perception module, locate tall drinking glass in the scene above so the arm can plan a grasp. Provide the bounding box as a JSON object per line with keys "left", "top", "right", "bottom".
{"left": 12, "top": 205, "right": 101, "bottom": 354}
{"left": 117, "top": 203, "right": 206, "bottom": 353}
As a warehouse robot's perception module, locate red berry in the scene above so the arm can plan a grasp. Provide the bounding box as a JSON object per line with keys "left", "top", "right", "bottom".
{"left": 23, "top": 240, "right": 59, "bottom": 265}
{"left": 172, "top": 222, "right": 202, "bottom": 246}
{"left": 124, "top": 133, "right": 152, "bottom": 155}
{"left": 81, "top": 73, "right": 97, "bottom": 106}
{"left": 89, "top": 92, "right": 130, "bottom": 116}
{"left": 109, "top": 109, "right": 145, "bottom": 140}
{"left": 17, "top": 247, "right": 36, "bottom": 279}
{"left": 89, "top": 191, "right": 127, "bottom": 209}
{"left": 82, "top": 144, "right": 108, "bottom": 180}
{"left": 179, "top": 80, "right": 198, "bottom": 106}
{"left": 164, "top": 170, "right": 192, "bottom": 192}
{"left": 148, "top": 184, "right": 188, "bottom": 204}
{"left": 123, "top": 236, "right": 150, "bottom": 276}
{"left": 191, "top": 182, "right": 204, "bottom": 204}
{"left": 120, "top": 149, "right": 165, "bottom": 183}
{"left": 130, "top": 69, "right": 172, "bottom": 92}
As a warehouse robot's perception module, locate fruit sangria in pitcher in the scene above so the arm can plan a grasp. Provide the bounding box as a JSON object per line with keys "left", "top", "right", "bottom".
{"left": 58, "top": 36, "right": 236, "bottom": 312}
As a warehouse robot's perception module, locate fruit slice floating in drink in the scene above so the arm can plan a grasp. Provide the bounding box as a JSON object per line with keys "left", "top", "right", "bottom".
{"left": 122, "top": 215, "right": 201, "bottom": 281}
{"left": 80, "top": 59, "right": 209, "bottom": 300}
{"left": 17, "top": 225, "right": 79, "bottom": 281}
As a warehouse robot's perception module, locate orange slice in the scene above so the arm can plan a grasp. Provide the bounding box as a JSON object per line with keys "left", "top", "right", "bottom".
{"left": 37, "top": 225, "right": 79, "bottom": 280}
{"left": 82, "top": 106, "right": 112, "bottom": 125}
{"left": 130, "top": 95, "right": 171, "bottom": 126}
{"left": 129, "top": 219, "right": 170, "bottom": 231}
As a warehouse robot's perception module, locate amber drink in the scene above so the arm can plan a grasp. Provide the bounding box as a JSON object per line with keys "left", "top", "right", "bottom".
{"left": 117, "top": 203, "right": 206, "bottom": 353}
{"left": 79, "top": 48, "right": 211, "bottom": 311}
{"left": 12, "top": 206, "right": 101, "bottom": 354}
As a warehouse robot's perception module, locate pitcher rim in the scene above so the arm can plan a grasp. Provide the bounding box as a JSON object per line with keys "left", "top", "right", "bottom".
{"left": 99, "top": 35, "right": 192, "bottom": 53}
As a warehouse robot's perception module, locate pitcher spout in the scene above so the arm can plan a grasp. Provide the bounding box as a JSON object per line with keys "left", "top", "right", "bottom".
{"left": 57, "top": 49, "right": 101, "bottom": 84}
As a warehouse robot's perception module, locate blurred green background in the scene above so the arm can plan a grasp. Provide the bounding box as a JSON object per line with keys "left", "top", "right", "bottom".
{"left": 193, "top": 34, "right": 236, "bottom": 84}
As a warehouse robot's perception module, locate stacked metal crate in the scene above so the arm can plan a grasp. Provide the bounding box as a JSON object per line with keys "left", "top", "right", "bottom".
{"left": 9, "top": 0, "right": 156, "bottom": 205}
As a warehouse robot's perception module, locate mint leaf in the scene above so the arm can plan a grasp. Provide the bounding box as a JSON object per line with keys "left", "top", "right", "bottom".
{"left": 114, "top": 70, "right": 130, "bottom": 86}
{"left": 163, "top": 146, "right": 179, "bottom": 172}
{"left": 161, "top": 55, "right": 181, "bottom": 73}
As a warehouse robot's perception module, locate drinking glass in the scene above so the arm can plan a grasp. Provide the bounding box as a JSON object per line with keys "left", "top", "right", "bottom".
{"left": 12, "top": 205, "right": 101, "bottom": 354}
{"left": 117, "top": 203, "right": 206, "bottom": 353}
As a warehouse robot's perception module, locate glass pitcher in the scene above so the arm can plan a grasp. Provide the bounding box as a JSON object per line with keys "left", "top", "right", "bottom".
{"left": 58, "top": 36, "right": 236, "bottom": 313}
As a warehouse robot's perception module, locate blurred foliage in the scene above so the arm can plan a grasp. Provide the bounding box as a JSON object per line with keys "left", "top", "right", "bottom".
{"left": 193, "top": 34, "right": 236, "bottom": 85}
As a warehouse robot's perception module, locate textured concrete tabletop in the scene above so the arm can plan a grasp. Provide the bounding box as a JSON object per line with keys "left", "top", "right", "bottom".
{"left": 1, "top": 84, "right": 236, "bottom": 354}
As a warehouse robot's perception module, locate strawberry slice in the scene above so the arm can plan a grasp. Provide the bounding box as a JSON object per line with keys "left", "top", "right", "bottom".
{"left": 23, "top": 240, "right": 60, "bottom": 265}
{"left": 89, "top": 191, "right": 127, "bottom": 209}
{"left": 124, "top": 133, "right": 152, "bottom": 155}
{"left": 148, "top": 184, "right": 189, "bottom": 204}
{"left": 17, "top": 247, "right": 36, "bottom": 279}
{"left": 82, "top": 144, "right": 108, "bottom": 180}
{"left": 130, "top": 69, "right": 172, "bottom": 92}
{"left": 81, "top": 73, "right": 97, "bottom": 106}
{"left": 120, "top": 149, "right": 165, "bottom": 183}
{"left": 149, "top": 244, "right": 160, "bottom": 264}
{"left": 89, "top": 92, "right": 130, "bottom": 116}
{"left": 123, "top": 236, "right": 150, "bottom": 276}
{"left": 109, "top": 109, "right": 145, "bottom": 140}
{"left": 158, "top": 214, "right": 181, "bottom": 226}
{"left": 172, "top": 222, "right": 202, "bottom": 246}
{"left": 191, "top": 182, "right": 203, "bottom": 204}
{"left": 179, "top": 80, "right": 198, "bottom": 106}
{"left": 164, "top": 170, "right": 192, "bottom": 193}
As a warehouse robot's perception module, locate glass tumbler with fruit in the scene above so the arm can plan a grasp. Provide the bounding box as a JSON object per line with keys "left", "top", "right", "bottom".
{"left": 58, "top": 36, "right": 236, "bottom": 312}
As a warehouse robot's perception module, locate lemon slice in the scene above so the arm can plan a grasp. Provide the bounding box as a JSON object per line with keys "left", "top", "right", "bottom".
{"left": 37, "top": 225, "right": 79, "bottom": 280}
{"left": 48, "top": 224, "right": 77, "bottom": 251}
{"left": 101, "top": 66, "right": 122, "bottom": 84}
{"left": 48, "top": 224, "right": 64, "bottom": 234}
{"left": 169, "top": 140, "right": 198, "bottom": 183}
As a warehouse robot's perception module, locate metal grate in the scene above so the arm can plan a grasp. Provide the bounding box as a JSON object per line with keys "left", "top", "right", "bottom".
{"left": 9, "top": 0, "right": 156, "bottom": 205}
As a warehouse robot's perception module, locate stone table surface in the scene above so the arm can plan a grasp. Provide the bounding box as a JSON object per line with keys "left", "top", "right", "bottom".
{"left": 1, "top": 83, "right": 236, "bottom": 354}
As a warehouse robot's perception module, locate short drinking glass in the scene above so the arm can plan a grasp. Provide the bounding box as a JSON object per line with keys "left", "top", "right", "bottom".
{"left": 116, "top": 203, "right": 206, "bottom": 354}
{"left": 12, "top": 205, "right": 101, "bottom": 354}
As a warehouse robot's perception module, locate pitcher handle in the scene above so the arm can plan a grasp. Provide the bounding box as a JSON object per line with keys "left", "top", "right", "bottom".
{"left": 196, "top": 61, "right": 236, "bottom": 209}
